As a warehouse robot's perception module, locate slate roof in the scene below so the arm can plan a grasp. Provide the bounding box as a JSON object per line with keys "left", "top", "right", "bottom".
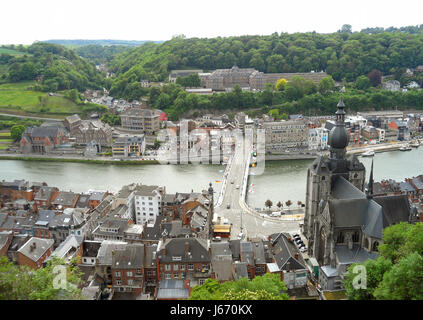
{"left": 142, "top": 215, "right": 166, "bottom": 241}
{"left": 335, "top": 244, "right": 379, "bottom": 265}
{"left": 34, "top": 187, "right": 56, "bottom": 201}
{"left": 97, "top": 241, "right": 127, "bottom": 265}
{"left": 252, "top": 241, "right": 266, "bottom": 265}
{"left": 50, "top": 234, "right": 84, "bottom": 259}
{"left": 18, "top": 237, "right": 54, "bottom": 262}
{"left": 0, "top": 231, "right": 12, "bottom": 250}
{"left": 331, "top": 176, "right": 366, "bottom": 200}
{"left": 75, "top": 194, "right": 90, "bottom": 208}
{"left": 328, "top": 177, "right": 410, "bottom": 240}
{"left": 112, "top": 244, "right": 144, "bottom": 269}
{"left": 232, "top": 261, "right": 248, "bottom": 280}
{"left": 89, "top": 192, "right": 106, "bottom": 202}
{"left": 320, "top": 265, "right": 338, "bottom": 278}
{"left": 52, "top": 191, "right": 79, "bottom": 207}
{"left": 159, "top": 238, "right": 210, "bottom": 263}
{"left": 144, "top": 244, "right": 158, "bottom": 268}
{"left": 373, "top": 195, "right": 411, "bottom": 227}
{"left": 156, "top": 279, "right": 189, "bottom": 299}
{"left": 229, "top": 239, "right": 241, "bottom": 260}
{"left": 65, "top": 114, "right": 81, "bottom": 124}
{"left": 133, "top": 184, "right": 161, "bottom": 197}
{"left": 240, "top": 241, "right": 254, "bottom": 265}
{"left": 25, "top": 126, "right": 61, "bottom": 138}
{"left": 272, "top": 233, "right": 306, "bottom": 271}
{"left": 412, "top": 177, "right": 423, "bottom": 190}
{"left": 82, "top": 240, "right": 102, "bottom": 258}
{"left": 399, "top": 181, "right": 416, "bottom": 193}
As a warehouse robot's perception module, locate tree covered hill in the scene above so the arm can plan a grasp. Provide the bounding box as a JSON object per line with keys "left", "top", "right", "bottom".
{"left": 74, "top": 45, "right": 133, "bottom": 65}
{"left": 43, "top": 39, "right": 163, "bottom": 47}
{"left": 0, "top": 42, "right": 105, "bottom": 92}
{"left": 108, "top": 30, "right": 423, "bottom": 90}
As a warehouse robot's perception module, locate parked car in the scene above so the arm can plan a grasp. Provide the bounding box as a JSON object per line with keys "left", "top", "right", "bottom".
{"left": 300, "top": 246, "right": 307, "bottom": 253}
{"left": 231, "top": 180, "right": 234, "bottom": 184}
{"left": 292, "top": 234, "right": 300, "bottom": 238}
{"left": 236, "top": 185, "right": 240, "bottom": 189}
{"left": 226, "top": 203, "right": 230, "bottom": 209}
{"left": 271, "top": 211, "right": 281, "bottom": 217}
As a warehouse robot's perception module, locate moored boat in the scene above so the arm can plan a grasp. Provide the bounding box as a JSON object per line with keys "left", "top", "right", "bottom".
{"left": 362, "top": 149, "right": 375, "bottom": 157}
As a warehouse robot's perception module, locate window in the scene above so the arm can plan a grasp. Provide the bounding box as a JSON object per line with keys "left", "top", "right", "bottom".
{"left": 115, "top": 271, "right": 121, "bottom": 277}
{"left": 136, "top": 269, "right": 142, "bottom": 274}
{"left": 372, "top": 241, "right": 379, "bottom": 252}
{"left": 188, "top": 264, "right": 194, "bottom": 271}
{"left": 165, "top": 273, "right": 171, "bottom": 279}
{"left": 116, "top": 280, "right": 122, "bottom": 285}
{"left": 174, "top": 264, "right": 178, "bottom": 271}
{"left": 165, "top": 264, "right": 171, "bottom": 271}
{"left": 174, "top": 273, "right": 179, "bottom": 279}
{"left": 352, "top": 231, "right": 359, "bottom": 242}
{"left": 199, "top": 279, "right": 205, "bottom": 285}
{"left": 127, "top": 271, "right": 133, "bottom": 277}
{"left": 128, "top": 279, "right": 133, "bottom": 286}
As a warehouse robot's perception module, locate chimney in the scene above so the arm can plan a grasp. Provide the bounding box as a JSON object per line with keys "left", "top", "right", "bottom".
{"left": 294, "top": 253, "right": 299, "bottom": 260}
{"left": 185, "top": 241, "right": 189, "bottom": 254}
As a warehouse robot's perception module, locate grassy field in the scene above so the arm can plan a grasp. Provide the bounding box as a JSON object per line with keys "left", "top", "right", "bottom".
{"left": 0, "top": 130, "right": 12, "bottom": 150}
{"left": 0, "top": 48, "right": 26, "bottom": 55}
{"left": 0, "top": 81, "right": 84, "bottom": 116}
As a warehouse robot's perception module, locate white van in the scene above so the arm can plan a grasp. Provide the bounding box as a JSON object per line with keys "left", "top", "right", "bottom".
{"left": 271, "top": 211, "right": 281, "bottom": 217}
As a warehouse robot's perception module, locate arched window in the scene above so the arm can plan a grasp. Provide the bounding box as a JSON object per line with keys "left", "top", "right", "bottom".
{"left": 337, "top": 232, "right": 344, "bottom": 243}
{"left": 352, "top": 231, "right": 359, "bottom": 242}
{"left": 354, "top": 173, "right": 358, "bottom": 178}
{"left": 372, "top": 241, "right": 379, "bottom": 252}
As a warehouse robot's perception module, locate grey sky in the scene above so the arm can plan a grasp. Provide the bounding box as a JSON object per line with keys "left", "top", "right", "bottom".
{"left": 1, "top": 0, "right": 423, "bottom": 44}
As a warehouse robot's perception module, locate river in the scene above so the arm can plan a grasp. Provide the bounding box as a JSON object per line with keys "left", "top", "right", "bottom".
{"left": 0, "top": 147, "right": 422, "bottom": 208}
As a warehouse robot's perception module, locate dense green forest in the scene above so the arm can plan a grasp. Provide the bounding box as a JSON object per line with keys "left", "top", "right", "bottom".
{"left": 43, "top": 39, "right": 161, "bottom": 47}
{"left": 108, "top": 30, "right": 423, "bottom": 99}
{"left": 2, "top": 26, "right": 423, "bottom": 119}
{"left": 0, "top": 42, "right": 104, "bottom": 92}
{"left": 75, "top": 45, "right": 133, "bottom": 65}
{"left": 148, "top": 79, "right": 423, "bottom": 121}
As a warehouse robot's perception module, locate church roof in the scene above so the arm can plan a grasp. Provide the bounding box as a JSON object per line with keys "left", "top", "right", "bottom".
{"left": 331, "top": 176, "right": 366, "bottom": 200}
{"left": 328, "top": 176, "right": 409, "bottom": 239}
{"left": 335, "top": 245, "right": 379, "bottom": 265}
{"left": 311, "top": 156, "right": 330, "bottom": 175}
{"left": 373, "top": 195, "right": 410, "bottom": 227}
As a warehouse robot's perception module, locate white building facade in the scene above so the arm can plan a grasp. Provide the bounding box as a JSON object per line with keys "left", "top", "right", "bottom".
{"left": 133, "top": 186, "right": 164, "bottom": 225}
{"left": 308, "top": 127, "right": 329, "bottom": 151}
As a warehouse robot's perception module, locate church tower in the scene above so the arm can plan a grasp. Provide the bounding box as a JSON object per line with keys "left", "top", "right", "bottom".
{"left": 303, "top": 98, "right": 365, "bottom": 257}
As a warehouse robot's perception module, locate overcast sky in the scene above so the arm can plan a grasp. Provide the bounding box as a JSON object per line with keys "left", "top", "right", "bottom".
{"left": 1, "top": 0, "right": 423, "bottom": 44}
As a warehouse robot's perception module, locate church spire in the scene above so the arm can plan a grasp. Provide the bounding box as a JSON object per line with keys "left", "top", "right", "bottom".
{"left": 367, "top": 159, "right": 374, "bottom": 199}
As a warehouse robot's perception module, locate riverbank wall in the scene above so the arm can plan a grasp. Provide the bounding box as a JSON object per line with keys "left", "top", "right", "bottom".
{"left": 0, "top": 154, "right": 159, "bottom": 165}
